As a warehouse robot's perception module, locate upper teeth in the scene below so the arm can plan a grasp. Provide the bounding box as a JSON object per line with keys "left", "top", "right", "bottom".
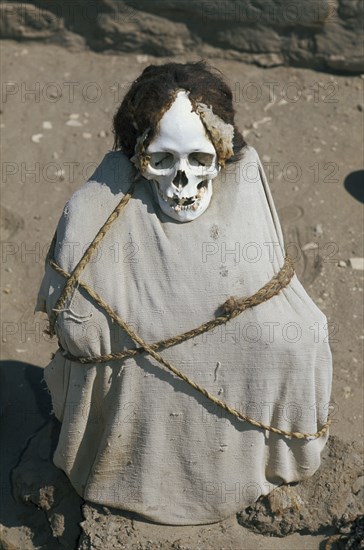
{"left": 155, "top": 181, "right": 207, "bottom": 211}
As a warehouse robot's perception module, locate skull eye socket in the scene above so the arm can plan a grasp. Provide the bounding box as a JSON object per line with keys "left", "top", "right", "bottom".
{"left": 149, "top": 152, "right": 175, "bottom": 169}
{"left": 188, "top": 152, "right": 215, "bottom": 167}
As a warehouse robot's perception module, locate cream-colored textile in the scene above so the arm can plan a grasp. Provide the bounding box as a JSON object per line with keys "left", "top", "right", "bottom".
{"left": 36, "top": 146, "right": 332, "bottom": 525}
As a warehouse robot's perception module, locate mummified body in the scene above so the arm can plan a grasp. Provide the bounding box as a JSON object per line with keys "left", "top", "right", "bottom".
{"left": 37, "top": 62, "right": 332, "bottom": 525}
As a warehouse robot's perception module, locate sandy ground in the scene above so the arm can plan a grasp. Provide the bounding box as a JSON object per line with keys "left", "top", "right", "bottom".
{"left": 0, "top": 40, "right": 363, "bottom": 548}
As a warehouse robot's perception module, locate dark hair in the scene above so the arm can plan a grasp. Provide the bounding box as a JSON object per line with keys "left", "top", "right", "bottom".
{"left": 112, "top": 61, "right": 246, "bottom": 163}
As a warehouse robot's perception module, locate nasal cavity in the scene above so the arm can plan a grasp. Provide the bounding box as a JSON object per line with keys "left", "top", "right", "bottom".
{"left": 173, "top": 170, "right": 188, "bottom": 187}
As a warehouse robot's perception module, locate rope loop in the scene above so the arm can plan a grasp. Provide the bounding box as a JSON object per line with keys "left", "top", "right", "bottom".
{"left": 46, "top": 183, "right": 330, "bottom": 440}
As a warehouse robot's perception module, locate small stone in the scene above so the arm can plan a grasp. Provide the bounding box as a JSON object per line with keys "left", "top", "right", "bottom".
{"left": 42, "top": 121, "right": 52, "bottom": 129}
{"left": 339, "top": 524, "right": 353, "bottom": 535}
{"left": 31, "top": 133, "right": 43, "bottom": 143}
{"left": 337, "top": 260, "right": 347, "bottom": 267}
{"left": 55, "top": 169, "right": 65, "bottom": 181}
{"left": 343, "top": 386, "right": 352, "bottom": 398}
{"left": 313, "top": 147, "right": 321, "bottom": 154}
{"left": 252, "top": 117, "right": 271, "bottom": 130}
{"left": 302, "top": 242, "right": 319, "bottom": 251}
{"left": 50, "top": 512, "right": 65, "bottom": 538}
{"left": 52, "top": 152, "right": 59, "bottom": 160}
{"left": 69, "top": 113, "right": 80, "bottom": 119}
{"left": 357, "top": 104, "right": 363, "bottom": 112}
{"left": 352, "top": 476, "right": 364, "bottom": 494}
{"left": 66, "top": 120, "right": 82, "bottom": 127}
{"left": 82, "top": 132, "right": 92, "bottom": 139}
{"left": 349, "top": 258, "right": 364, "bottom": 270}
{"left": 98, "top": 130, "right": 107, "bottom": 138}
{"left": 2, "top": 288, "right": 11, "bottom": 294}
{"left": 314, "top": 224, "right": 323, "bottom": 236}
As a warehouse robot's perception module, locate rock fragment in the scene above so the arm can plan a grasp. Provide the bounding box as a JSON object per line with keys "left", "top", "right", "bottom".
{"left": 302, "top": 242, "right": 319, "bottom": 251}
{"left": 66, "top": 120, "right": 82, "bottom": 127}
{"left": 313, "top": 223, "right": 323, "bottom": 237}
{"left": 31, "top": 133, "right": 43, "bottom": 143}
{"left": 349, "top": 258, "right": 364, "bottom": 270}
{"left": 237, "top": 436, "right": 364, "bottom": 537}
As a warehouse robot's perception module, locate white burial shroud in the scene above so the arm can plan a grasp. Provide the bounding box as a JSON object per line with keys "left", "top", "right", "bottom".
{"left": 36, "top": 146, "right": 332, "bottom": 525}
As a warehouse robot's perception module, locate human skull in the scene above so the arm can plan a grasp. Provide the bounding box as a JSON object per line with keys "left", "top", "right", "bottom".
{"left": 139, "top": 90, "right": 221, "bottom": 222}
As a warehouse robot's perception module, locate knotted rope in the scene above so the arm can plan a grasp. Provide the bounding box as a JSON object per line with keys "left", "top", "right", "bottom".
{"left": 47, "top": 183, "right": 331, "bottom": 440}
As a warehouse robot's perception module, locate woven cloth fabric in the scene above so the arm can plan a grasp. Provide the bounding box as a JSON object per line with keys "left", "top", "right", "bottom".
{"left": 36, "top": 146, "right": 332, "bottom": 525}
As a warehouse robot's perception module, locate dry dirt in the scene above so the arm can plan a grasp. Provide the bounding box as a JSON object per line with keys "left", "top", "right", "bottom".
{"left": 0, "top": 40, "right": 363, "bottom": 549}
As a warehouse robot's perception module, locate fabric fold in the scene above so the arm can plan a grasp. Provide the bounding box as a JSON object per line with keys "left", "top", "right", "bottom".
{"left": 37, "top": 146, "right": 332, "bottom": 525}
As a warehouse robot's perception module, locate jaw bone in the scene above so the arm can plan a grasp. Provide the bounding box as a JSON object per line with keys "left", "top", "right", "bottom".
{"left": 155, "top": 180, "right": 208, "bottom": 211}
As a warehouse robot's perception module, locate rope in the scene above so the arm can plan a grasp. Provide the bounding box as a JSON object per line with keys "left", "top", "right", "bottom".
{"left": 48, "top": 181, "right": 135, "bottom": 336}
{"left": 51, "top": 255, "right": 295, "bottom": 364}
{"left": 49, "top": 256, "right": 331, "bottom": 440}
{"left": 47, "top": 182, "right": 331, "bottom": 440}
